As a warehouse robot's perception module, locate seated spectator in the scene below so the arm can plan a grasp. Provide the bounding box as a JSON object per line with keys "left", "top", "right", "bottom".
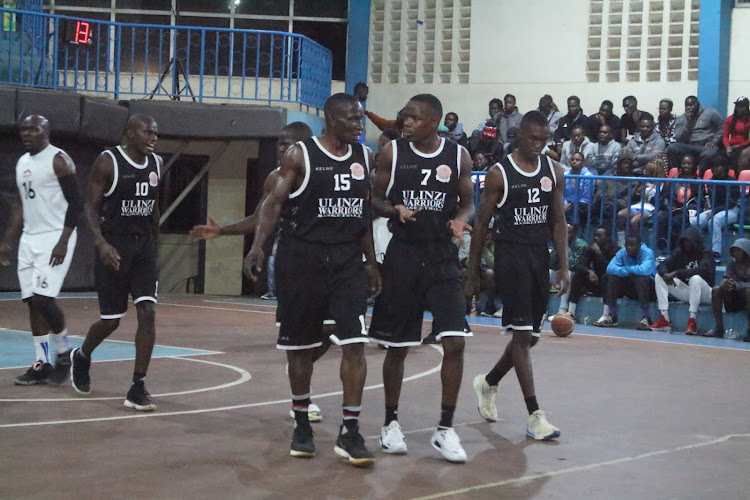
{"left": 496, "top": 94, "right": 524, "bottom": 145}
{"left": 592, "top": 151, "right": 636, "bottom": 224}
{"left": 656, "top": 154, "right": 702, "bottom": 252}
{"left": 365, "top": 108, "right": 404, "bottom": 133}
{"left": 617, "top": 159, "right": 665, "bottom": 231}
{"left": 619, "top": 96, "right": 654, "bottom": 143}
{"left": 626, "top": 116, "right": 666, "bottom": 175}
{"left": 554, "top": 95, "right": 587, "bottom": 146}
{"left": 594, "top": 233, "right": 656, "bottom": 330}
{"left": 564, "top": 226, "right": 621, "bottom": 320}
{"left": 692, "top": 156, "right": 740, "bottom": 260}
{"left": 722, "top": 97, "right": 750, "bottom": 169}
{"left": 583, "top": 100, "right": 621, "bottom": 144}
{"left": 703, "top": 238, "right": 750, "bottom": 339}
{"left": 473, "top": 152, "right": 491, "bottom": 170}
{"left": 650, "top": 227, "right": 715, "bottom": 335}
{"left": 588, "top": 124, "right": 622, "bottom": 175}
{"left": 468, "top": 121, "right": 503, "bottom": 162}
{"left": 472, "top": 98, "right": 503, "bottom": 136}
{"left": 549, "top": 223, "right": 588, "bottom": 316}
{"left": 667, "top": 95, "right": 724, "bottom": 175}
{"left": 655, "top": 98, "right": 677, "bottom": 145}
{"left": 437, "top": 124, "right": 453, "bottom": 141}
{"left": 444, "top": 112, "right": 468, "bottom": 148}
{"left": 560, "top": 124, "right": 595, "bottom": 167}
{"left": 502, "top": 126, "right": 520, "bottom": 157}
{"left": 564, "top": 151, "right": 594, "bottom": 223}
{"left": 538, "top": 94, "right": 563, "bottom": 145}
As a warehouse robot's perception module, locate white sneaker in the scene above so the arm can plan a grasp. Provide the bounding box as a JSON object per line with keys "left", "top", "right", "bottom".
{"left": 288, "top": 403, "right": 323, "bottom": 423}
{"left": 526, "top": 410, "right": 560, "bottom": 440}
{"left": 472, "top": 374, "right": 498, "bottom": 422}
{"left": 431, "top": 427, "right": 467, "bottom": 463}
{"left": 379, "top": 420, "right": 407, "bottom": 454}
{"left": 493, "top": 306, "right": 503, "bottom": 318}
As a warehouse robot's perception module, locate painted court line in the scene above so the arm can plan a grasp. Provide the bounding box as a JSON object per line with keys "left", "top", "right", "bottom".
{"left": 409, "top": 433, "right": 750, "bottom": 500}
{"left": 159, "top": 302, "right": 276, "bottom": 315}
{"left": 0, "top": 356, "right": 251, "bottom": 402}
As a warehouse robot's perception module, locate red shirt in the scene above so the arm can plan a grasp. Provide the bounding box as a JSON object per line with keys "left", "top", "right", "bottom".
{"left": 723, "top": 115, "right": 750, "bottom": 148}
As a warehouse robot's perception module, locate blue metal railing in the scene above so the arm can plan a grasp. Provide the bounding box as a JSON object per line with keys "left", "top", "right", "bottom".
{"left": 0, "top": 7, "right": 332, "bottom": 109}
{"left": 472, "top": 172, "right": 750, "bottom": 258}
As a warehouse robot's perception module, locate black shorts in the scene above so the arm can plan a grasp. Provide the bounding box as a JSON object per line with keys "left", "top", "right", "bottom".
{"left": 723, "top": 288, "right": 747, "bottom": 313}
{"left": 369, "top": 238, "right": 472, "bottom": 347}
{"left": 275, "top": 238, "right": 368, "bottom": 350}
{"left": 95, "top": 232, "right": 158, "bottom": 319}
{"left": 494, "top": 240, "right": 550, "bottom": 335}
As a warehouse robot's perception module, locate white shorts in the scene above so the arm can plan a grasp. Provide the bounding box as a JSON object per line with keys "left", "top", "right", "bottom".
{"left": 17, "top": 229, "right": 77, "bottom": 300}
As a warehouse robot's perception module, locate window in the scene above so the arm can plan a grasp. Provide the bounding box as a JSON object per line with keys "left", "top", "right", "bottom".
{"left": 295, "top": 0, "right": 348, "bottom": 19}
{"left": 236, "top": 0, "right": 290, "bottom": 16}
{"left": 294, "top": 20, "right": 347, "bottom": 80}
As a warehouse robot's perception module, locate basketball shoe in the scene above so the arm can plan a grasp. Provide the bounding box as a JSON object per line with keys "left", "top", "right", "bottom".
{"left": 472, "top": 374, "right": 498, "bottom": 422}
{"left": 70, "top": 348, "right": 91, "bottom": 394}
{"left": 124, "top": 380, "right": 156, "bottom": 411}
{"left": 527, "top": 410, "right": 560, "bottom": 440}
{"left": 290, "top": 423, "right": 315, "bottom": 457}
{"left": 431, "top": 427, "right": 467, "bottom": 463}
{"left": 334, "top": 424, "right": 375, "bottom": 467}
{"left": 379, "top": 420, "right": 407, "bottom": 454}
{"left": 14, "top": 361, "right": 52, "bottom": 385}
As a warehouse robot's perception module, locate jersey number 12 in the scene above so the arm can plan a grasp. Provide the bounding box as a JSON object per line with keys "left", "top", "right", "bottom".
{"left": 527, "top": 188, "right": 540, "bottom": 204}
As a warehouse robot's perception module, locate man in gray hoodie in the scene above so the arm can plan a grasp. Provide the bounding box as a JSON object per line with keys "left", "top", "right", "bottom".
{"left": 704, "top": 238, "right": 750, "bottom": 340}
{"left": 666, "top": 96, "right": 724, "bottom": 175}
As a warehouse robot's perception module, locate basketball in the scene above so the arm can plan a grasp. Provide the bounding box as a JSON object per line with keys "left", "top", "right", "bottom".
{"left": 551, "top": 313, "right": 575, "bottom": 337}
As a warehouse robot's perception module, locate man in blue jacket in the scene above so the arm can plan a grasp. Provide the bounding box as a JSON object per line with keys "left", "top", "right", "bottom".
{"left": 594, "top": 233, "right": 656, "bottom": 330}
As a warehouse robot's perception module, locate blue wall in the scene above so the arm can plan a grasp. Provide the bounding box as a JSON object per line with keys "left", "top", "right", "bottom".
{"left": 345, "top": 0, "right": 370, "bottom": 94}
{"left": 697, "top": 0, "right": 734, "bottom": 116}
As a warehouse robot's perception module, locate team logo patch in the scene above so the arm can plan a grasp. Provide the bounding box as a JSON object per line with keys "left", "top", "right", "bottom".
{"left": 23, "top": 169, "right": 31, "bottom": 177}
{"left": 436, "top": 165, "right": 452, "bottom": 183}
{"left": 350, "top": 162, "right": 365, "bottom": 181}
{"left": 540, "top": 176, "right": 553, "bottom": 192}
{"left": 148, "top": 171, "right": 159, "bottom": 187}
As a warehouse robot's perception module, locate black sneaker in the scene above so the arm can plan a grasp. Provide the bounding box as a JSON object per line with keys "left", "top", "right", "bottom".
{"left": 334, "top": 424, "right": 375, "bottom": 467}
{"left": 290, "top": 424, "right": 316, "bottom": 457}
{"left": 14, "top": 361, "right": 52, "bottom": 385}
{"left": 50, "top": 349, "right": 72, "bottom": 384}
{"left": 124, "top": 380, "right": 156, "bottom": 411}
{"left": 70, "top": 348, "right": 91, "bottom": 395}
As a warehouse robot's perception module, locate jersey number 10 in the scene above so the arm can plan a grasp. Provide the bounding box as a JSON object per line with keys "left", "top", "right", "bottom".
{"left": 135, "top": 182, "right": 149, "bottom": 196}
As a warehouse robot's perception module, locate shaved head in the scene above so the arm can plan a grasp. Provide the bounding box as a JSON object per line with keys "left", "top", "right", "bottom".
{"left": 125, "top": 113, "right": 156, "bottom": 133}
{"left": 19, "top": 114, "right": 51, "bottom": 153}
{"left": 20, "top": 114, "right": 49, "bottom": 132}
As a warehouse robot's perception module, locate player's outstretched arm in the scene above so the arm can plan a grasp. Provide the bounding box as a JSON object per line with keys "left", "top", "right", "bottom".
{"left": 50, "top": 151, "right": 82, "bottom": 267}
{"left": 85, "top": 152, "right": 121, "bottom": 272}
{"left": 0, "top": 189, "right": 22, "bottom": 266}
{"left": 447, "top": 146, "right": 475, "bottom": 238}
{"left": 244, "top": 145, "right": 303, "bottom": 280}
{"left": 549, "top": 161, "right": 570, "bottom": 295}
{"left": 464, "top": 165, "right": 502, "bottom": 302}
{"left": 371, "top": 141, "right": 420, "bottom": 222}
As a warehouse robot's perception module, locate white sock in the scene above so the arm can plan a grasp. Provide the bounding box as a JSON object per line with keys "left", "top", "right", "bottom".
{"left": 689, "top": 311, "right": 697, "bottom": 319}
{"left": 661, "top": 310, "right": 670, "bottom": 322}
{"left": 49, "top": 328, "right": 70, "bottom": 354}
{"left": 33, "top": 334, "right": 51, "bottom": 363}
{"left": 603, "top": 305, "right": 610, "bottom": 316}
{"left": 568, "top": 302, "right": 577, "bottom": 316}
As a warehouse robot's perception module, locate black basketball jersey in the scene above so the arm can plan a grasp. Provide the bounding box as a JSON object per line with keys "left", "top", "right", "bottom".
{"left": 283, "top": 137, "right": 370, "bottom": 244}
{"left": 387, "top": 137, "right": 463, "bottom": 242}
{"left": 491, "top": 154, "right": 556, "bottom": 246}
{"left": 99, "top": 146, "right": 160, "bottom": 235}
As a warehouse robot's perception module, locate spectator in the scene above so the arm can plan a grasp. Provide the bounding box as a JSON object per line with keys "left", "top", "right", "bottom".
{"left": 650, "top": 227, "right": 715, "bottom": 335}
{"left": 592, "top": 151, "right": 636, "bottom": 224}
{"left": 626, "top": 116, "right": 666, "bottom": 175}
{"left": 583, "top": 100, "right": 621, "bottom": 144}
{"left": 554, "top": 95, "right": 587, "bottom": 146}
{"left": 502, "top": 126, "right": 520, "bottom": 158}
{"left": 619, "top": 96, "right": 654, "bottom": 143}
{"left": 656, "top": 154, "right": 702, "bottom": 252}
{"left": 468, "top": 121, "right": 503, "bottom": 163}
{"left": 564, "top": 226, "right": 621, "bottom": 320}
{"left": 444, "top": 112, "right": 468, "bottom": 148}
{"left": 588, "top": 124, "right": 622, "bottom": 175}
{"left": 478, "top": 237, "right": 501, "bottom": 317}
{"left": 667, "top": 95, "right": 724, "bottom": 175}
{"left": 354, "top": 82, "right": 369, "bottom": 143}
{"left": 617, "top": 159, "right": 665, "bottom": 231}
{"left": 549, "top": 223, "right": 588, "bottom": 316}
{"left": 692, "top": 157, "right": 740, "bottom": 260}
{"left": 560, "top": 124, "right": 594, "bottom": 166}
{"left": 472, "top": 152, "right": 491, "bottom": 170}
{"left": 703, "top": 238, "right": 750, "bottom": 339}
{"left": 365, "top": 108, "right": 404, "bottom": 133}
{"left": 437, "top": 124, "right": 453, "bottom": 141}
{"left": 496, "top": 94, "right": 524, "bottom": 145}
{"left": 655, "top": 99, "right": 677, "bottom": 144}
{"left": 723, "top": 97, "right": 750, "bottom": 169}
{"left": 472, "top": 98, "right": 503, "bottom": 136}
{"left": 538, "top": 94, "right": 563, "bottom": 145}
{"left": 594, "top": 233, "right": 656, "bottom": 330}
{"left": 564, "top": 151, "right": 594, "bottom": 223}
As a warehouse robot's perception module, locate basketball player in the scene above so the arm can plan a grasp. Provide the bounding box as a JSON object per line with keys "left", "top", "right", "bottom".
{"left": 369, "top": 94, "right": 474, "bottom": 463}
{"left": 0, "top": 115, "right": 82, "bottom": 385}
{"left": 465, "top": 110, "right": 569, "bottom": 440}
{"left": 189, "top": 122, "right": 327, "bottom": 423}
{"left": 70, "top": 114, "right": 162, "bottom": 411}
{"left": 245, "top": 94, "right": 381, "bottom": 467}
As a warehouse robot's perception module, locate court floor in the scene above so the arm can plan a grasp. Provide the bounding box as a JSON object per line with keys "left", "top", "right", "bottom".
{"left": 1, "top": 294, "right": 749, "bottom": 499}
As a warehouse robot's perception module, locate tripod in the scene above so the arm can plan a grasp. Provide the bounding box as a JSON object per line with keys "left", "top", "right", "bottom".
{"left": 147, "top": 57, "right": 195, "bottom": 101}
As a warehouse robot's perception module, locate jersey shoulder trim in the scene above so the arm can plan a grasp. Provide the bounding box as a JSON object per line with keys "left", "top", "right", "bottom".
{"left": 312, "top": 136, "right": 353, "bottom": 161}
{"left": 289, "top": 141, "right": 311, "bottom": 199}
{"left": 102, "top": 150, "right": 119, "bottom": 198}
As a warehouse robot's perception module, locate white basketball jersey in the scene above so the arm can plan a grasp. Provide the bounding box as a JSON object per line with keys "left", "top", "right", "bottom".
{"left": 15, "top": 145, "right": 68, "bottom": 235}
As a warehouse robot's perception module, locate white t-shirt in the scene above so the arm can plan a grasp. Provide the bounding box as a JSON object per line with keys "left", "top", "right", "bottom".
{"left": 16, "top": 144, "right": 68, "bottom": 235}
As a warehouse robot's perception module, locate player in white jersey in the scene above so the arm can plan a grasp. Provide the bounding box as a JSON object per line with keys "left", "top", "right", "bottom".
{"left": 0, "top": 115, "right": 83, "bottom": 385}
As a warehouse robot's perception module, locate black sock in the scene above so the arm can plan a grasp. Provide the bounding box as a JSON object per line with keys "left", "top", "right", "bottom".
{"left": 525, "top": 396, "right": 539, "bottom": 415}
{"left": 292, "top": 394, "right": 311, "bottom": 427}
{"left": 486, "top": 367, "right": 503, "bottom": 387}
{"left": 385, "top": 406, "right": 399, "bottom": 426}
{"left": 438, "top": 404, "right": 456, "bottom": 428}
{"left": 342, "top": 406, "right": 361, "bottom": 433}
{"left": 132, "top": 372, "right": 146, "bottom": 384}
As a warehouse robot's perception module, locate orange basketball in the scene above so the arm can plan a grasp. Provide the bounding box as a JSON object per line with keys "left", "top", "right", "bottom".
{"left": 551, "top": 313, "right": 575, "bottom": 337}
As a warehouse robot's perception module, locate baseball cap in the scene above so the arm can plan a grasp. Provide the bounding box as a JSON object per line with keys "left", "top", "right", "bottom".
{"left": 734, "top": 96, "right": 749, "bottom": 106}
{"left": 481, "top": 125, "right": 497, "bottom": 139}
